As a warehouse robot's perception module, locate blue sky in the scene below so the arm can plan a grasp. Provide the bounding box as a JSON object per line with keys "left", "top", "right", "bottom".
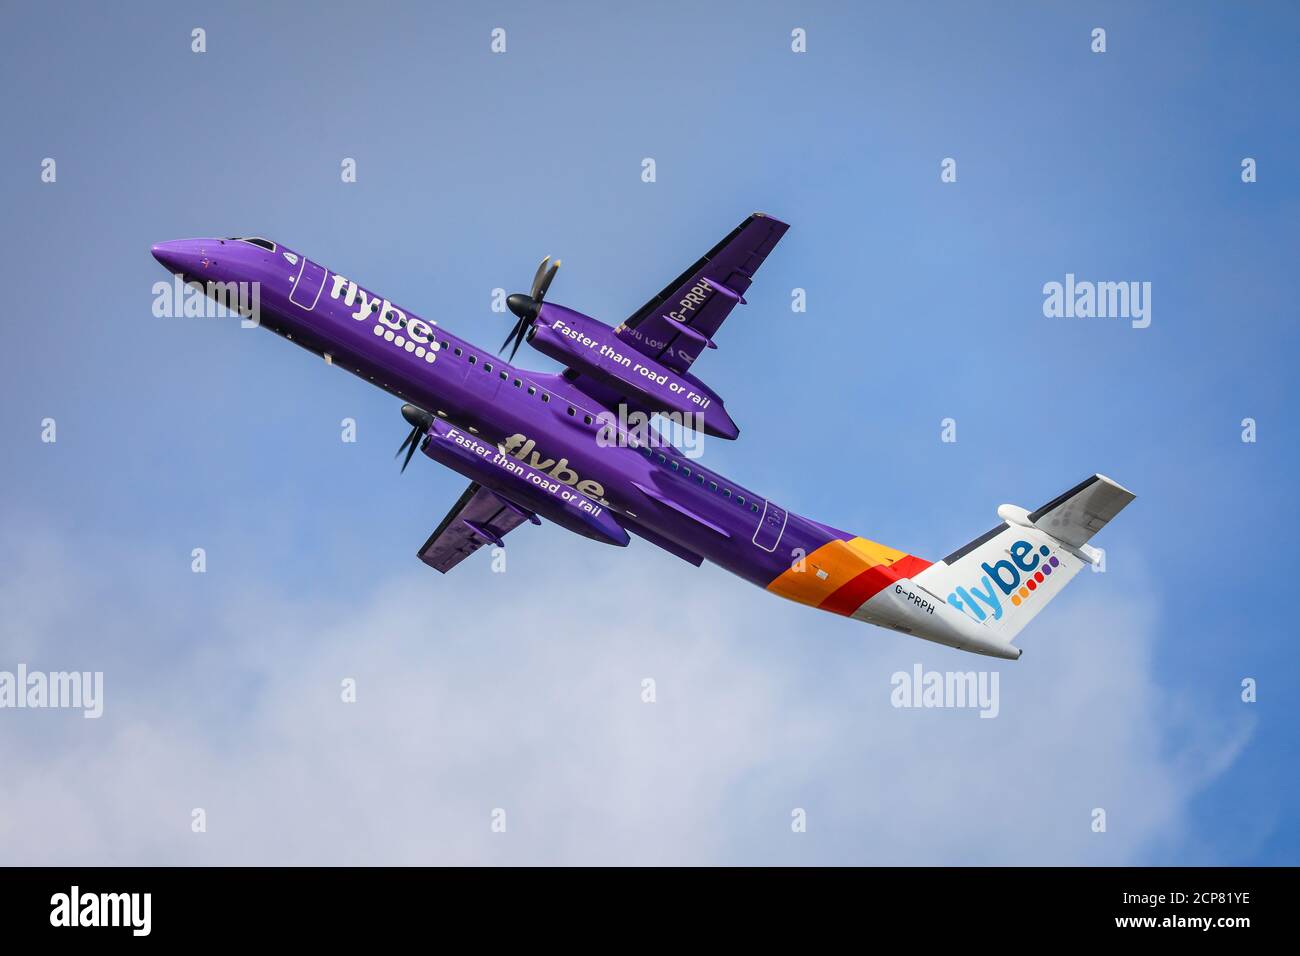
{"left": 0, "top": 1, "right": 1295, "bottom": 864}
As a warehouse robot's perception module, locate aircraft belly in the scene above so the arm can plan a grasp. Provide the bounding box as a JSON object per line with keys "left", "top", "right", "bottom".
{"left": 853, "top": 580, "right": 1021, "bottom": 660}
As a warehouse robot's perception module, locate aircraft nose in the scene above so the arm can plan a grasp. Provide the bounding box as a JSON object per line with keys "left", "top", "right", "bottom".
{"left": 151, "top": 239, "right": 202, "bottom": 275}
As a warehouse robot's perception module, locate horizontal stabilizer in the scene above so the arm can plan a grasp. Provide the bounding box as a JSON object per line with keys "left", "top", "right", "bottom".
{"left": 1026, "top": 474, "right": 1135, "bottom": 549}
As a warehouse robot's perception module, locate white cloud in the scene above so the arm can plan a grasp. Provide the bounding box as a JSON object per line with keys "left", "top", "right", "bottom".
{"left": 0, "top": 528, "right": 1249, "bottom": 864}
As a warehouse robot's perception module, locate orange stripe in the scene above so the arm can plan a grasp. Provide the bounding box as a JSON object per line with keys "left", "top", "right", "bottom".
{"left": 766, "top": 538, "right": 877, "bottom": 607}
{"left": 766, "top": 536, "right": 932, "bottom": 614}
{"left": 818, "top": 553, "right": 934, "bottom": 617}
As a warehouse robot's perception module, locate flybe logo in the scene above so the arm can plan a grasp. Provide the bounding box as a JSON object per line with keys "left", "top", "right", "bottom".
{"left": 328, "top": 274, "right": 439, "bottom": 364}
{"left": 499, "top": 434, "right": 606, "bottom": 503}
{"left": 946, "top": 541, "right": 1062, "bottom": 623}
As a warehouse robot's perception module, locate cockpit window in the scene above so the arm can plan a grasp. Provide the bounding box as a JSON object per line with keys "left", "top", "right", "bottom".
{"left": 225, "top": 237, "right": 276, "bottom": 251}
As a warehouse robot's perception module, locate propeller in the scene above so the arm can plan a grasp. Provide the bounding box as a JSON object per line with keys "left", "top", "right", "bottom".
{"left": 395, "top": 403, "right": 434, "bottom": 473}
{"left": 500, "top": 255, "right": 560, "bottom": 361}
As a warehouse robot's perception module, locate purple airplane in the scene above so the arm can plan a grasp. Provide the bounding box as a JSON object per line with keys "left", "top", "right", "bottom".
{"left": 151, "top": 215, "right": 1134, "bottom": 659}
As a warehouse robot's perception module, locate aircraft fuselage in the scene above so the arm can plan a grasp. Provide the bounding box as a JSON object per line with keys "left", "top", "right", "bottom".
{"left": 149, "top": 234, "right": 1031, "bottom": 660}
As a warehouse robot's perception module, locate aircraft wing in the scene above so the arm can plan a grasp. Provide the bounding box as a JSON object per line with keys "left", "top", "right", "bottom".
{"left": 417, "top": 482, "right": 535, "bottom": 573}
{"left": 614, "top": 213, "right": 789, "bottom": 375}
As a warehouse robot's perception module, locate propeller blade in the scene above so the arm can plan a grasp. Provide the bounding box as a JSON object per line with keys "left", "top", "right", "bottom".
{"left": 534, "top": 260, "right": 560, "bottom": 302}
{"left": 400, "top": 427, "right": 421, "bottom": 473}
{"left": 396, "top": 405, "right": 433, "bottom": 473}
{"left": 500, "top": 258, "right": 559, "bottom": 358}
{"left": 507, "top": 326, "right": 526, "bottom": 361}
{"left": 394, "top": 425, "right": 416, "bottom": 459}
{"left": 500, "top": 317, "right": 525, "bottom": 354}
{"left": 529, "top": 256, "right": 552, "bottom": 300}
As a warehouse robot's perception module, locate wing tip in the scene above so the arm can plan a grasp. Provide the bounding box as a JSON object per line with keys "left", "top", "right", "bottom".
{"left": 1094, "top": 473, "right": 1137, "bottom": 499}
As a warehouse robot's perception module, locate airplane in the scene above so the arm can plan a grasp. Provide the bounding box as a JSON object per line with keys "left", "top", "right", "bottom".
{"left": 151, "top": 214, "right": 1134, "bottom": 660}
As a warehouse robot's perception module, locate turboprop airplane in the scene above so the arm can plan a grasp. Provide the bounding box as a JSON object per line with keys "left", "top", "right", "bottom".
{"left": 151, "top": 215, "right": 1134, "bottom": 660}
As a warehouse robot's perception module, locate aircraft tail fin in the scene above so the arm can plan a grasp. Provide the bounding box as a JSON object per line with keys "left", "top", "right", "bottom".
{"left": 911, "top": 475, "right": 1135, "bottom": 643}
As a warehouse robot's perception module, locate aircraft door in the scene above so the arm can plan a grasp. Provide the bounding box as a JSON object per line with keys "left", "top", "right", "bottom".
{"left": 290, "top": 259, "right": 327, "bottom": 310}
{"left": 752, "top": 500, "right": 787, "bottom": 552}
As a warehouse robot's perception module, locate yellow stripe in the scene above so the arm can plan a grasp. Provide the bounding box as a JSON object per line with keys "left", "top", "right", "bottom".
{"left": 844, "top": 536, "right": 907, "bottom": 567}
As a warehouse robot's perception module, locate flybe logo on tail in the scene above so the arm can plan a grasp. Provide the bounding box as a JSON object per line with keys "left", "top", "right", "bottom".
{"left": 946, "top": 541, "right": 1062, "bottom": 623}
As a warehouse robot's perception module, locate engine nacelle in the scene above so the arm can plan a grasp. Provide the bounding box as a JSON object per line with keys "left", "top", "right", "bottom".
{"left": 420, "top": 419, "right": 629, "bottom": 547}
{"left": 528, "top": 303, "right": 739, "bottom": 439}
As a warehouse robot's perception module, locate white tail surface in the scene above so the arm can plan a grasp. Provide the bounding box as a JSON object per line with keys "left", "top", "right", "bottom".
{"left": 911, "top": 475, "right": 1135, "bottom": 644}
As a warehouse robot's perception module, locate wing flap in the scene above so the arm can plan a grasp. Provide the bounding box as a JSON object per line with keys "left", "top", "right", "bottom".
{"left": 417, "top": 482, "right": 532, "bottom": 573}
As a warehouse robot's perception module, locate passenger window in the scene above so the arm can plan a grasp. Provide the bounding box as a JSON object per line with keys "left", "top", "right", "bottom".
{"left": 656, "top": 453, "right": 667, "bottom": 464}
{"left": 681, "top": 466, "right": 691, "bottom": 477}
{"left": 670, "top": 461, "right": 679, "bottom": 471}
{"left": 567, "top": 407, "right": 575, "bottom": 416}
{"left": 500, "top": 371, "right": 509, "bottom": 380}
{"left": 454, "top": 347, "right": 463, "bottom": 357}
{"left": 468, "top": 355, "right": 476, "bottom": 365}
{"left": 709, "top": 481, "right": 717, "bottom": 491}
{"left": 527, "top": 386, "right": 536, "bottom": 395}
{"left": 695, "top": 474, "right": 705, "bottom": 485}
{"left": 750, "top": 503, "right": 760, "bottom": 513}
{"left": 583, "top": 415, "right": 592, "bottom": 425}
{"left": 723, "top": 489, "right": 731, "bottom": 498}
{"left": 513, "top": 379, "right": 521, "bottom": 387}
{"left": 736, "top": 495, "right": 745, "bottom": 506}
{"left": 542, "top": 394, "right": 550, "bottom": 402}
